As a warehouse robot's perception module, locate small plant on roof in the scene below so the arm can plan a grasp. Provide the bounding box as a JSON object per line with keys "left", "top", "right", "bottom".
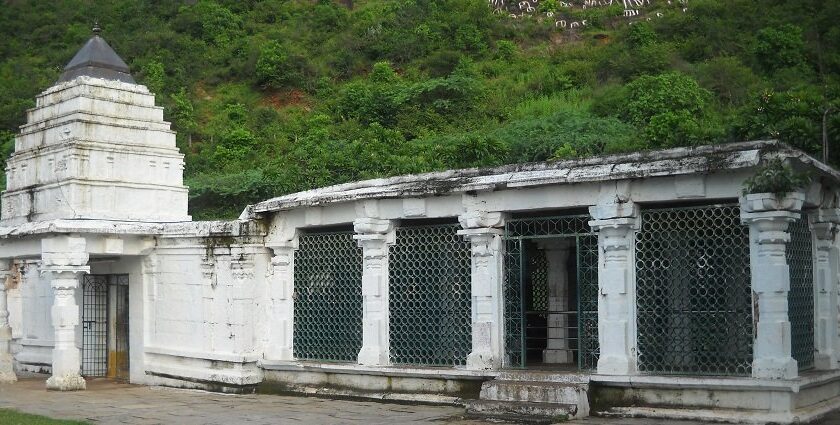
{"left": 742, "top": 158, "right": 810, "bottom": 198}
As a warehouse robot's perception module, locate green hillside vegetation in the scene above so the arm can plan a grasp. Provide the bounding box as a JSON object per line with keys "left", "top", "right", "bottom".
{"left": 0, "top": 0, "right": 838, "bottom": 219}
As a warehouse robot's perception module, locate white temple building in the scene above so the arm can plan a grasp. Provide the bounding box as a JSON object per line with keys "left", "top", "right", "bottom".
{"left": 1, "top": 28, "right": 840, "bottom": 424}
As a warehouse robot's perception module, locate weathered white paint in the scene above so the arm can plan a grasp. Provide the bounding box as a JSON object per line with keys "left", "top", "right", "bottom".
{"left": 41, "top": 235, "right": 89, "bottom": 390}
{"left": 1, "top": 45, "right": 840, "bottom": 421}
{"left": 1, "top": 76, "right": 189, "bottom": 225}
{"left": 354, "top": 218, "right": 394, "bottom": 366}
{"left": 458, "top": 211, "right": 505, "bottom": 370}
{"left": 0, "top": 260, "right": 16, "bottom": 382}
{"left": 589, "top": 201, "right": 639, "bottom": 375}
{"left": 741, "top": 193, "right": 803, "bottom": 379}
{"left": 811, "top": 208, "right": 840, "bottom": 370}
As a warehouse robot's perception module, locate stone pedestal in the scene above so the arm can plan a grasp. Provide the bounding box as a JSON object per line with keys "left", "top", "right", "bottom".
{"left": 41, "top": 236, "right": 89, "bottom": 391}
{"left": 354, "top": 218, "right": 394, "bottom": 366}
{"left": 0, "top": 260, "right": 17, "bottom": 383}
{"left": 741, "top": 197, "right": 801, "bottom": 380}
{"left": 589, "top": 202, "right": 640, "bottom": 375}
{"left": 458, "top": 211, "right": 505, "bottom": 370}
{"left": 266, "top": 240, "right": 297, "bottom": 362}
{"left": 810, "top": 209, "right": 840, "bottom": 370}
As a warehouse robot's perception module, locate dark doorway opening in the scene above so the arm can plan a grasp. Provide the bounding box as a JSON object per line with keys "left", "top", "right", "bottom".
{"left": 81, "top": 274, "right": 129, "bottom": 380}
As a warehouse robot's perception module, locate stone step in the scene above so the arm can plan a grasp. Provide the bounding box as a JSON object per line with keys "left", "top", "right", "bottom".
{"left": 480, "top": 380, "right": 588, "bottom": 405}
{"left": 496, "top": 370, "right": 590, "bottom": 383}
{"left": 465, "top": 399, "right": 578, "bottom": 423}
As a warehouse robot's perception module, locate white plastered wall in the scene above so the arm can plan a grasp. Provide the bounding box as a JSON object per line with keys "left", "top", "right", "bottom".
{"left": 140, "top": 235, "right": 270, "bottom": 387}
{"left": 10, "top": 260, "right": 61, "bottom": 373}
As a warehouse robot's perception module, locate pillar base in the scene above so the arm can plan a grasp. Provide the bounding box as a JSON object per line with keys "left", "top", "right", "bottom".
{"left": 357, "top": 347, "right": 389, "bottom": 366}
{"left": 265, "top": 347, "right": 294, "bottom": 363}
{"left": 814, "top": 353, "right": 838, "bottom": 370}
{"left": 597, "top": 355, "right": 636, "bottom": 375}
{"left": 543, "top": 349, "right": 573, "bottom": 364}
{"left": 46, "top": 374, "right": 86, "bottom": 391}
{"left": 466, "top": 351, "right": 497, "bottom": 370}
{"left": 753, "top": 357, "right": 798, "bottom": 379}
{"left": 0, "top": 354, "right": 16, "bottom": 383}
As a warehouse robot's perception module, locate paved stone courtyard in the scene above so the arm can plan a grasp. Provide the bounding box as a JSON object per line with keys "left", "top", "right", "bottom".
{"left": 0, "top": 377, "right": 838, "bottom": 425}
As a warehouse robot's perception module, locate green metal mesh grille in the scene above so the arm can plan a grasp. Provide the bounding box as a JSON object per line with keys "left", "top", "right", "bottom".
{"left": 636, "top": 205, "right": 753, "bottom": 376}
{"left": 504, "top": 238, "right": 525, "bottom": 367}
{"left": 528, "top": 250, "right": 549, "bottom": 312}
{"left": 503, "top": 214, "right": 598, "bottom": 369}
{"left": 577, "top": 234, "right": 600, "bottom": 371}
{"left": 293, "top": 230, "right": 363, "bottom": 362}
{"left": 389, "top": 223, "right": 472, "bottom": 366}
{"left": 506, "top": 215, "right": 591, "bottom": 238}
{"left": 787, "top": 217, "right": 815, "bottom": 371}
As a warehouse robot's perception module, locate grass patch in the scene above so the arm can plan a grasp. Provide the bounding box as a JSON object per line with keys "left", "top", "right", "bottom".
{"left": 0, "top": 409, "right": 88, "bottom": 425}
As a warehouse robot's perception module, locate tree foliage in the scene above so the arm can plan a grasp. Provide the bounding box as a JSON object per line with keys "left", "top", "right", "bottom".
{"left": 0, "top": 0, "right": 837, "bottom": 219}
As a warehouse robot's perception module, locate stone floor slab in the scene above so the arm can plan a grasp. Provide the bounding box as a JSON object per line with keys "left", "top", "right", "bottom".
{"left": 2, "top": 377, "right": 840, "bottom": 424}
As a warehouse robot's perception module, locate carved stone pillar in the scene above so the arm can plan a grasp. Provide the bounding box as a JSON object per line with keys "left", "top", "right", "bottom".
{"left": 810, "top": 208, "right": 840, "bottom": 370}
{"left": 740, "top": 197, "right": 801, "bottom": 379}
{"left": 458, "top": 211, "right": 505, "bottom": 370}
{"left": 0, "top": 260, "right": 17, "bottom": 383}
{"left": 41, "top": 236, "right": 89, "bottom": 391}
{"left": 589, "top": 202, "right": 640, "bottom": 375}
{"left": 266, "top": 239, "right": 297, "bottom": 362}
{"left": 354, "top": 218, "right": 394, "bottom": 366}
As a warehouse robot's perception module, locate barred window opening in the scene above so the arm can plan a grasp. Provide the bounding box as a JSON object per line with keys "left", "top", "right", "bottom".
{"left": 293, "top": 230, "right": 363, "bottom": 362}
{"left": 389, "top": 223, "right": 472, "bottom": 366}
{"left": 635, "top": 205, "right": 752, "bottom": 376}
{"left": 788, "top": 217, "right": 815, "bottom": 371}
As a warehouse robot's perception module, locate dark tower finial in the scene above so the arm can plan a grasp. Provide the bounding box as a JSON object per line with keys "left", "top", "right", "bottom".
{"left": 56, "top": 21, "right": 135, "bottom": 84}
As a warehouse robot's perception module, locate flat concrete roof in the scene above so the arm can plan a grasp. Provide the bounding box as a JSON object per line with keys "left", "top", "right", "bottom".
{"left": 248, "top": 140, "right": 839, "bottom": 215}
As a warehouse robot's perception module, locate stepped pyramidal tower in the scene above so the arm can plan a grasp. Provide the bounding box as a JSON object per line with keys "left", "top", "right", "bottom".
{"left": 1, "top": 25, "right": 190, "bottom": 225}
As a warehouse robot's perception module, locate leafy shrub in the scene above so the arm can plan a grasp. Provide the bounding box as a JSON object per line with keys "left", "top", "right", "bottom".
{"left": 754, "top": 24, "right": 806, "bottom": 72}
{"left": 499, "top": 110, "right": 639, "bottom": 162}
{"left": 742, "top": 158, "right": 810, "bottom": 197}
{"left": 696, "top": 56, "right": 760, "bottom": 105}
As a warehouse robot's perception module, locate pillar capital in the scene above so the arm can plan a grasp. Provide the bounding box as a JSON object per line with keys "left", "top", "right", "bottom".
{"left": 458, "top": 210, "right": 505, "bottom": 230}
{"left": 354, "top": 217, "right": 393, "bottom": 235}
{"left": 809, "top": 208, "right": 840, "bottom": 242}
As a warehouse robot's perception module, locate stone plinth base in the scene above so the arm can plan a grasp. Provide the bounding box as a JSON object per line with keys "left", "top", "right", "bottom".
{"left": 46, "top": 374, "right": 86, "bottom": 391}
{"left": 0, "top": 355, "right": 16, "bottom": 383}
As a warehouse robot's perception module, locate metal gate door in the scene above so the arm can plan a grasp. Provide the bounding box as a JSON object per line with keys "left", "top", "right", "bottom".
{"left": 503, "top": 214, "right": 599, "bottom": 369}
{"left": 111, "top": 275, "right": 130, "bottom": 380}
{"left": 82, "top": 274, "right": 130, "bottom": 379}
{"left": 82, "top": 275, "right": 108, "bottom": 377}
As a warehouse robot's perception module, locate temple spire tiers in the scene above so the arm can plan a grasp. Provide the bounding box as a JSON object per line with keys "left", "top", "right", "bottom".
{"left": 588, "top": 201, "right": 640, "bottom": 375}
{"left": 740, "top": 192, "right": 805, "bottom": 379}
{"left": 0, "top": 260, "right": 17, "bottom": 383}
{"left": 809, "top": 207, "right": 840, "bottom": 370}
{"left": 41, "top": 236, "right": 90, "bottom": 391}
{"left": 0, "top": 23, "right": 189, "bottom": 226}
{"left": 458, "top": 211, "right": 506, "bottom": 370}
{"left": 354, "top": 218, "right": 394, "bottom": 366}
